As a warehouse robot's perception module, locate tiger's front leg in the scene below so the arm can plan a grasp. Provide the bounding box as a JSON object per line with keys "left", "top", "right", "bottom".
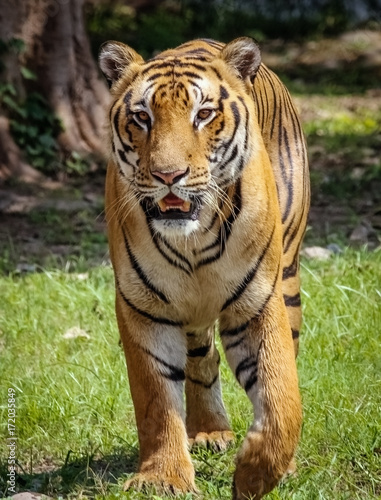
{"left": 220, "top": 290, "right": 302, "bottom": 500}
{"left": 115, "top": 294, "right": 196, "bottom": 495}
{"left": 185, "top": 327, "right": 234, "bottom": 451}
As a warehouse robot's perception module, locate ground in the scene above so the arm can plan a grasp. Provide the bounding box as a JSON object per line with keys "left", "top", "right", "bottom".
{"left": 0, "top": 30, "right": 380, "bottom": 272}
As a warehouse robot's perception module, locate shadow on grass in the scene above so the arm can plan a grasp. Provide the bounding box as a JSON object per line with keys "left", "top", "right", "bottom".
{"left": 278, "top": 63, "right": 380, "bottom": 95}
{"left": 1, "top": 447, "right": 139, "bottom": 498}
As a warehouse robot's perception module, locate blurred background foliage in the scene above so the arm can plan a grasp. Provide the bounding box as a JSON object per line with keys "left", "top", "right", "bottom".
{"left": 85, "top": 0, "right": 381, "bottom": 58}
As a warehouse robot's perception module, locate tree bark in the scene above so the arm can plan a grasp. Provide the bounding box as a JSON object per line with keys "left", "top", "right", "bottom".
{"left": 0, "top": 0, "right": 109, "bottom": 182}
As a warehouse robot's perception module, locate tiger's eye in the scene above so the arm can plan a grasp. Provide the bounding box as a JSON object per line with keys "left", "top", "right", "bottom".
{"left": 197, "top": 109, "right": 212, "bottom": 120}
{"left": 137, "top": 111, "right": 150, "bottom": 122}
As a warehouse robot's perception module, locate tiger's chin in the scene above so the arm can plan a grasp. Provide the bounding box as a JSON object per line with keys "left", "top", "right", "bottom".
{"left": 151, "top": 218, "right": 201, "bottom": 237}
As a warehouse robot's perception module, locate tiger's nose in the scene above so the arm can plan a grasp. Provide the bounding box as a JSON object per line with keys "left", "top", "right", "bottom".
{"left": 151, "top": 168, "right": 189, "bottom": 185}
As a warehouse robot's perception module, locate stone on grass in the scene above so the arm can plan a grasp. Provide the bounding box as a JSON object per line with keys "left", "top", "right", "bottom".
{"left": 301, "top": 246, "right": 333, "bottom": 260}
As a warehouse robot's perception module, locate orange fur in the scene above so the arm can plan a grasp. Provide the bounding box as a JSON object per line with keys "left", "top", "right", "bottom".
{"left": 100, "top": 37, "right": 309, "bottom": 498}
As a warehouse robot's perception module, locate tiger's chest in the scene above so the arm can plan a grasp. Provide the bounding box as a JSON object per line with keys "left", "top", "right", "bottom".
{"left": 115, "top": 210, "right": 275, "bottom": 331}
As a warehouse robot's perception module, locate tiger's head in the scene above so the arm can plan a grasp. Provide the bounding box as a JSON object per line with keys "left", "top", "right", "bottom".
{"left": 99, "top": 38, "right": 262, "bottom": 237}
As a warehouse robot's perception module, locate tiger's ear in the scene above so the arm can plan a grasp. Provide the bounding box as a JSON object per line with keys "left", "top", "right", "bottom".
{"left": 99, "top": 41, "right": 144, "bottom": 86}
{"left": 220, "top": 37, "right": 261, "bottom": 83}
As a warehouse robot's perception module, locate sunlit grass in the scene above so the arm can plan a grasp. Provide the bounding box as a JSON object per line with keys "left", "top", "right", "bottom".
{"left": 304, "top": 111, "right": 380, "bottom": 138}
{"left": 0, "top": 250, "right": 380, "bottom": 498}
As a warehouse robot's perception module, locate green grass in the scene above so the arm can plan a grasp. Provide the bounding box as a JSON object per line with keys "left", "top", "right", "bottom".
{"left": 0, "top": 250, "right": 380, "bottom": 499}
{"left": 302, "top": 105, "right": 381, "bottom": 203}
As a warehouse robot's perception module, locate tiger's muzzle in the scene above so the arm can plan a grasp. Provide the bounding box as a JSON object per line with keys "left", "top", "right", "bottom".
{"left": 141, "top": 193, "right": 203, "bottom": 221}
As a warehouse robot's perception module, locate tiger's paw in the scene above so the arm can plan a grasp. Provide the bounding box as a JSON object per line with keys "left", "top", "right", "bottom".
{"left": 189, "top": 430, "right": 235, "bottom": 452}
{"left": 285, "top": 457, "right": 297, "bottom": 476}
{"left": 124, "top": 471, "right": 197, "bottom": 496}
{"left": 232, "top": 432, "right": 288, "bottom": 500}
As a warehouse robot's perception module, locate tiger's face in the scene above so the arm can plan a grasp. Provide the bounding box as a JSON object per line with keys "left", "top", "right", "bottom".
{"left": 100, "top": 38, "right": 262, "bottom": 236}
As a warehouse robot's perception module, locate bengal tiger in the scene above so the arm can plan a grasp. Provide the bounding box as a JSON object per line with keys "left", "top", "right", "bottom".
{"left": 99, "top": 36, "right": 310, "bottom": 499}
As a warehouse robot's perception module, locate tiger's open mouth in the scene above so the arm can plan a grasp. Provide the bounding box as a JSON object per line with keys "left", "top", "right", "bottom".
{"left": 142, "top": 193, "right": 202, "bottom": 221}
{"left": 158, "top": 193, "right": 191, "bottom": 214}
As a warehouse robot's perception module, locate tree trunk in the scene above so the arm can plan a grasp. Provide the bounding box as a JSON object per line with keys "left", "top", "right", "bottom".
{"left": 0, "top": 0, "right": 109, "bottom": 182}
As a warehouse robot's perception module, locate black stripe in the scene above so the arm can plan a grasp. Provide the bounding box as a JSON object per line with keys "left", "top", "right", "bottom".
{"left": 121, "top": 226, "right": 170, "bottom": 303}
{"left": 236, "top": 154, "right": 246, "bottom": 174}
{"left": 279, "top": 129, "right": 294, "bottom": 225}
{"left": 256, "top": 81, "right": 266, "bottom": 131}
{"left": 146, "top": 70, "right": 173, "bottom": 82}
{"left": 181, "top": 47, "right": 215, "bottom": 56}
{"left": 282, "top": 252, "right": 299, "bottom": 280}
{"left": 196, "top": 180, "right": 242, "bottom": 267}
{"left": 235, "top": 356, "right": 257, "bottom": 380}
{"left": 187, "top": 374, "right": 218, "bottom": 389}
{"left": 244, "top": 370, "right": 258, "bottom": 393}
{"left": 154, "top": 236, "right": 191, "bottom": 275}
{"left": 282, "top": 214, "right": 296, "bottom": 247}
{"left": 123, "top": 89, "right": 132, "bottom": 107}
{"left": 211, "top": 66, "right": 223, "bottom": 80}
{"left": 117, "top": 279, "right": 182, "bottom": 326}
{"left": 216, "top": 101, "right": 240, "bottom": 170}
{"left": 267, "top": 78, "right": 277, "bottom": 139}
{"left": 143, "top": 347, "right": 185, "bottom": 381}
{"left": 199, "top": 38, "right": 224, "bottom": 49}
{"left": 113, "top": 107, "right": 134, "bottom": 156}
{"left": 177, "top": 61, "right": 208, "bottom": 72}
{"left": 202, "top": 205, "right": 220, "bottom": 235}
{"left": 141, "top": 61, "right": 173, "bottom": 75}
{"left": 159, "top": 234, "right": 193, "bottom": 272}
{"left": 283, "top": 87, "right": 303, "bottom": 157}
{"left": 109, "top": 99, "right": 119, "bottom": 121}
{"left": 219, "top": 144, "right": 238, "bottom": 171}
{"left": 169, "top": 70, "right": 203, "bottom": 80}
{"left": 151, "top": 82, "right": 167, "bottom": 94}
{"left": 118, "top": 149, "right": 127, "bottom": 163}
{"left": 220, "top": 320, "right": 250, "bottom": 338}
{"left": 221, "top": 224, "right": 275, "bottom": 311}
{"left": 187, "top": 344, "right": 211, "bottom": 358}
{"left": 237, "top": 97, "right": 250, "bottom": 151}
{"left": 284, "top": 293, "right": 301, "bottom": 307}
{"left": 241, "top": 340, "right": 263, "bottom": 392}
{"left": 146, "top": 222, "right": 192, "bottom": 275}
{"left": 262, "top": 80, "right": 270, "bottom": 128}
{"left": 255, "top": 262, "right": 280, "bottom": 317}
{"left": 284, "top": 208, "right": 305, "bottom": 254}
{"left": 219, "top": 85, "right": 229, "bottom": 101}
{"left": 281, "top": 178, "right": 294, "bottom": 225}
{"left": 283, "top": 126, "right": 294, "bottom": 170}
{"left": 118, "top": 148, "right": 136, "bottom": 170}
{"left": 292, "top": 329, "right": 300, "bottom": 339}
{"left": 225, "top": 336, "right": 245, "bottom": 350}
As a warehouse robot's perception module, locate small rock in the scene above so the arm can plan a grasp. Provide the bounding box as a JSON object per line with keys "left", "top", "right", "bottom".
{"left": 62, "top": 326, "right": 90, "bottom": 340}
{"left": 301, "top": 246, "right": 333, "bottom": 260}
{"left": 73, "top": 273, "right": 89, "bottom": 281}
{"left": 12, "top": 493, "right": 53, "bottom": 500}
{"left": 16, "top": 263, "right": 38, "bottom": 274}
{"left": 326, "top": 243, "right": 343, "bottom": 254}
{"left": 349, "top": 220, "right": 379, "bottom": 249}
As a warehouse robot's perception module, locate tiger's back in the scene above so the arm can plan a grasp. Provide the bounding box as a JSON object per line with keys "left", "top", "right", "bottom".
{"left": 100, "top": 37, "right": 309, "bottom": 499}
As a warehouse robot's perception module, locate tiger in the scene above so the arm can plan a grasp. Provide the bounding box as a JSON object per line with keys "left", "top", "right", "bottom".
{"left": 99, "top": 36, "right": 310, "bottom": 499}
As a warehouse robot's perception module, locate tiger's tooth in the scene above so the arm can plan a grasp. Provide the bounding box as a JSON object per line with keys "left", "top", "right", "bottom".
{"left": 181, "top": 201, "right": 191, "bottom": 212}
{"left": 158, "top": 199, "right": 168, "bottom": 212}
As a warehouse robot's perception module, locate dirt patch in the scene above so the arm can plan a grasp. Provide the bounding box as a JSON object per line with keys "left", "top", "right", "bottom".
{"left": 0, "top": 176, "right": 108, "bottom": 271}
